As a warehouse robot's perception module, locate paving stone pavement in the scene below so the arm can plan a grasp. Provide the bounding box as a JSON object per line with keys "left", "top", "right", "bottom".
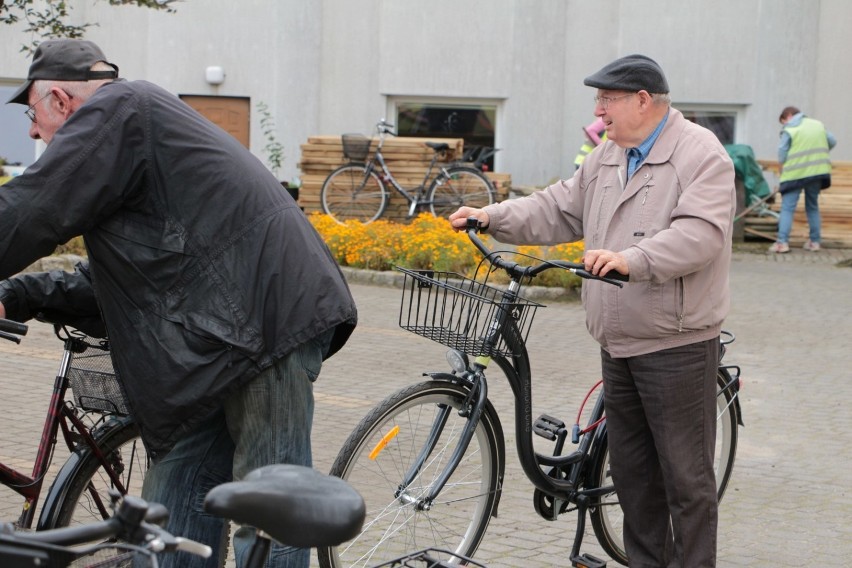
{"left": 0, "top": 247, "right": 849, "bottom": 567}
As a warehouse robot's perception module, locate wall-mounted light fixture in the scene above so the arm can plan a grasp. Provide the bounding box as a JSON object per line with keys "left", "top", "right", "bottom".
{"left": 205, "top": 66, "right": 225, "bottom": 86}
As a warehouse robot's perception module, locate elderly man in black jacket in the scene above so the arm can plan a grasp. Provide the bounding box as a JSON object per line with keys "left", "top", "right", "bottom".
{"left": 0, "top": 39, "right": 357, "bottom": 568}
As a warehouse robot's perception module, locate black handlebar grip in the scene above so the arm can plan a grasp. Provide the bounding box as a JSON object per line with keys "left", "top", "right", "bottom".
{"left": 602, "top": 271, "right": 629, "bottom": 283}
{"left": 466, "top": 217, "right": 483, "bottom": 231}
{"left": 0, "top": 318, "right": 28, "bottom": 336}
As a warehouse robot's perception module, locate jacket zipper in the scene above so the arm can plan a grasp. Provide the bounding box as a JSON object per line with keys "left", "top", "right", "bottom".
{"left": 677, "top": 276, "right": 685, "bottom": 332}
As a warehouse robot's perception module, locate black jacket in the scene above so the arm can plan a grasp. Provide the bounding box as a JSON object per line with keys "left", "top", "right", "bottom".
{"left": 0, "top": 80, "right": 357, "bottom": 458}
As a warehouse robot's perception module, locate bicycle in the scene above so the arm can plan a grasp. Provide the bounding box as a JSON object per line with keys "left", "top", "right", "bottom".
{"left": 206, "top": 465, "right": 483, "bottom": 568}
{"left": 319, "top": 120, "right": 496, "bottom": 224}
{"left": 317, "top": 219, "right": 743, "bottom": 568}
{"left": 0, "top": 462, "right": 475, "bottom": 568}
{"left": 0, "top": 318, "right": 147, "bottom": 533}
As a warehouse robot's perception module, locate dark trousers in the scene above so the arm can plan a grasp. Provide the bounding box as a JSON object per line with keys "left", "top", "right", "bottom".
{"left": 601, "top": 338, "right": 719, "bottom": 568}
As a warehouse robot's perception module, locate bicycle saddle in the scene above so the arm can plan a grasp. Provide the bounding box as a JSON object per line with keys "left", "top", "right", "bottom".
{"left": 203, "top": 464, "right": 365, "bottom": 548}
{"left": 425, "top": 142, "right": 450, "bottom": 152}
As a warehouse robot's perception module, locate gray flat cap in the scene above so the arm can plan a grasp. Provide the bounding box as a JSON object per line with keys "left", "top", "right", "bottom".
{"left": 584, "top": 54, "right": 669, "bottom": 94}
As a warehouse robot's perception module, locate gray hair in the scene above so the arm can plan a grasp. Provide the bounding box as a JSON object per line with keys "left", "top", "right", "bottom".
{"left": 651, "top": 93, "right": 671, "bottom": 106}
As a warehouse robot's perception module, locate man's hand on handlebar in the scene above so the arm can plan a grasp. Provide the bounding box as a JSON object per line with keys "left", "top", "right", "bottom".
{"left": 583, "top": 249, "right": 630, "bottom": 279}
{"left": 449, "top": 207, "right": 490, "bottom": 232}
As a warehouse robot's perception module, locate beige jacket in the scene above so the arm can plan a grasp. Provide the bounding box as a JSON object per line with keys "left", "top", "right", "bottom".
{"left": 484, "top": 108, "right": 735, "bottom": 357}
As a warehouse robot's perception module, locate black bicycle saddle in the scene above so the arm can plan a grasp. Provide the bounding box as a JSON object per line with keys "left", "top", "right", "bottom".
{"left": 203, "top": 464, "right": 365, "bottom": 548}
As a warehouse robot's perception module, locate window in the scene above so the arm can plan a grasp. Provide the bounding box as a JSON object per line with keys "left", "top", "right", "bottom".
{"left": 393, "top": 100, "right": 498, "bottom": 170}
{"left": 0, "top": 84, "right": 37, "bottom": 170}
{"left": 677, "top": 106, "right": 739, "bottom": 145}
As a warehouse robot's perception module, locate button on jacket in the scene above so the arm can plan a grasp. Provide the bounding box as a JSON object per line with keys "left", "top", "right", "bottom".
{"left": 0, "top": 80, "right": 357, "bottom": 457}
{"left": 483, "top": 108, "right": 735, "bottom": 358}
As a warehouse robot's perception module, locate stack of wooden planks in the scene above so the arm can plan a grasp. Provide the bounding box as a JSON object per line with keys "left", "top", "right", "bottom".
{"left": 750, "top": 160, "right": 852, "bottom": 247}
{"left": 297, "top": 135, "right": 511, "bottom": 222}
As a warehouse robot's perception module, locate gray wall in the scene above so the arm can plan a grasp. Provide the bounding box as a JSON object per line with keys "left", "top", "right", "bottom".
{"left": 1, "top": 0, "right": 847, "bottom": 186}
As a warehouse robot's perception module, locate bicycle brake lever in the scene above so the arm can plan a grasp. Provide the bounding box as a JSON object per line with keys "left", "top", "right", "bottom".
{"left": 0, "top": 330, "right": 22, "bottom": 344}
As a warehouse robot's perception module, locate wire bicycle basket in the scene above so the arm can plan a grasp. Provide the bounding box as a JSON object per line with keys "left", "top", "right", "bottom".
{"left": 397, "top": 268, "right": 542, "bottom": 358}
{"left": 68, "top": 348, "right": 131, "bottom": 416}
{"left": 341, "top": 133, "right": 372, "bottom": 162}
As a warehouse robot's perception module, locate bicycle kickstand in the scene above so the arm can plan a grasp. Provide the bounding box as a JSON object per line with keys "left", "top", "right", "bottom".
{"left": 569, "top": 495, "right": 607, "bottom": 568}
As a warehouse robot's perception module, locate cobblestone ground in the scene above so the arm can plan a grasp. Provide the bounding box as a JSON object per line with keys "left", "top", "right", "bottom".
{"left": 1, "top": 246, "right": 849, "bottom": 567}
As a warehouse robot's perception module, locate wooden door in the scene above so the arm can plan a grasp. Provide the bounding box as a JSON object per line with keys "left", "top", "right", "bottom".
{"left": 180, "top": 95, "right": 250, "bottom": 148}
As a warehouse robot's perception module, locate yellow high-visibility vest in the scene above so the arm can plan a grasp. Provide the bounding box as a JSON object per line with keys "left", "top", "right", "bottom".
{"left": 780, "top": 117, "right": 831, "bottom": 182}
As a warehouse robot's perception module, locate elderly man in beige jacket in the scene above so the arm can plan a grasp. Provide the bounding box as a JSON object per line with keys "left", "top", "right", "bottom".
{"left": 450, "top": 54, "right": 735, "bottom": 568}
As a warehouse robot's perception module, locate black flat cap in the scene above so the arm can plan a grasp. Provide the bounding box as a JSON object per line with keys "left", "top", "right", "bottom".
{"left": 7, "top": 39, "right": 119, "bottom": 105}
{"left": 584, "top": 54, "right": 669, "bottom": 94}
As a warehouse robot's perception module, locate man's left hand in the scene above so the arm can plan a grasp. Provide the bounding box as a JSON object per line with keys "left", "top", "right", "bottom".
{"left": 583, "top": 249, "right": 629, "bottom": 279}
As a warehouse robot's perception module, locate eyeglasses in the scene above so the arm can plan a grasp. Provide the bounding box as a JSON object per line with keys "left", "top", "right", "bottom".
{"left": 593, "top": 92, "right": 636, "bottom": 110}
{"left": 24, "top": 91, "right": 54, "bottom": 124}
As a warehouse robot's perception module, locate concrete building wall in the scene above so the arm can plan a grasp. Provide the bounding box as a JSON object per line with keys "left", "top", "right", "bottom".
{"left": 1, "top": 0, "right": 847, "bottom": 186}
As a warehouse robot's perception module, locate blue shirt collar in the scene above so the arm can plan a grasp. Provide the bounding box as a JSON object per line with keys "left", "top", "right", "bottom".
{"left": 627, "top": 113, "right": 668, "bottom": 179}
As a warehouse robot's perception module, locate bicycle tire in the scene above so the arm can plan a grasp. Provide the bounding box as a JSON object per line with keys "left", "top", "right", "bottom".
{"left": 713, "top": 367, "right": 740, "bottom": 499}
{"left": 428, "top": 166, "right": 495, "bottom": 219}
{"left": 317, "top": 380, "right": 504, "bottom": 568}
{"left": 37, "top": 416, "right": 148, "bottom": 530}
{"left": 321, "top": 164, "right": 388, "bottom": 224}
{"left": 588, "top": 369, "right": 740, "bottom": 565}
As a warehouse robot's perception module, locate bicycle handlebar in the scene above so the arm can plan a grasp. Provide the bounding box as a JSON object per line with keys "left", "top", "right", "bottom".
{"left": 1, "top": 495, "right": 212, "bottom": 562}
{"left": 0, "top": 318, "right": 28, "bottom": 344}
{"left": 464, "top": 218, "right": 628, "bottom": 288}
{"left": 376, "top": 119, "right": 396, "bottom": 135}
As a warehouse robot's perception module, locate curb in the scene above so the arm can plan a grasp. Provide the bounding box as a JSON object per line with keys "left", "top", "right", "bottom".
{"left": 339, "top": 266, "right": 581, "bottom": 303}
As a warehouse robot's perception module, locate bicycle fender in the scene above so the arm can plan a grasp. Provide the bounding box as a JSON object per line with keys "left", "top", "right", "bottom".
{"left": 423, "top": 372, "right": 457, "bottom": 382}
{"left": 720, "top": 365, "right": 745, "bottom": 427}
{"left": 36, "top": 416, "right": 136, "bottom": 531}
{"left": 418, "top": 375, "right": 507, "bottom": 517}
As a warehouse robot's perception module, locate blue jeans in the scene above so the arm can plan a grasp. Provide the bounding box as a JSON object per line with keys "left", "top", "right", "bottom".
{"left": 141, "top": 333, "right": 329, "bottom": 568}
{"left": 776, "top": 179, "right": 822, "bottom": 244}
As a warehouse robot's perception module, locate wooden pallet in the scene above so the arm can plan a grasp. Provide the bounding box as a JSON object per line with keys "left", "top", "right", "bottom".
{"left": 749, "top": 160, "right": 852, "bottom": 247}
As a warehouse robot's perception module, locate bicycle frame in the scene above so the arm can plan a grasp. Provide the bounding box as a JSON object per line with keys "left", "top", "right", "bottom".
{"left": 366, "top": 124, "right": 451, "bottom": 216}
{"left": 0, "top": 331, "right": 132, "bottom": 529}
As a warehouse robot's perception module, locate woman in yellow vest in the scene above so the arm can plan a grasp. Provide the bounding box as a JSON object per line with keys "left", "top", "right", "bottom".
{"left": 769, "top": 106, "right": 837, "bottom": 253}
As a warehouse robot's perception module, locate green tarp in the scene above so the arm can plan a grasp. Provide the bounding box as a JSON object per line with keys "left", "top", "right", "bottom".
{"left": 725, "top": 144, "right": 772, "bottom": 205}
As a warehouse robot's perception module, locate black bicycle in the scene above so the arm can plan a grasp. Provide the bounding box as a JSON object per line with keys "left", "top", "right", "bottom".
{"left": 318, "top": 220, "right": 743, "bottom": 568}
{"left": 320, "top": 120, "right": 496, "bottom": 224}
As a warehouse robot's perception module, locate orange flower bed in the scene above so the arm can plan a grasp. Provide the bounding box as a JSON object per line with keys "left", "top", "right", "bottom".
{"left": 309, "top": 213, "right": 585, "bottom": 289}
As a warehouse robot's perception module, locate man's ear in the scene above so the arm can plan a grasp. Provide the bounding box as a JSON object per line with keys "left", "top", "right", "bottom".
{"left": 636, "top": 90, "right": 652, "bottom": 110}
{"left": 51, "top": 87, "right": 75, "bottom": 119}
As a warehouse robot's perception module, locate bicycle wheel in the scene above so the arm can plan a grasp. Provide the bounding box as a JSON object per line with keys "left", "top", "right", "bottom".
{"left": 317, "top": 380, "right": 504, "bottom": 568}
{"left": 37, "top": 416, "right": 148, "bottom": 529}
{"left": 588, "top": 369, "right": 741, "bottom": 565}
{"left": 321, "top": 164, "right": 388, "bottom": 224}
{"left": 428, "top": 166, "right": 495, "bottom": 219}
{"left": 586, "top": 430, "right": 628, "bottom": 566}
{"left": 713, "top": 367, "right": 740, "bottom": 499}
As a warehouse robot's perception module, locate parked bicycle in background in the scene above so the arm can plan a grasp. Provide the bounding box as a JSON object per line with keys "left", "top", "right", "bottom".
{"left": 320, "top": 120, "right": 496, "bottom": 224}
{"left": 318, "top": 220, "right": 743, "bottom": 568}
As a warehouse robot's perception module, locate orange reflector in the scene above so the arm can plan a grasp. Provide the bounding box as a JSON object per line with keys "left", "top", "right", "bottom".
{"left": 369, "top": 425, "right": 400, "bottom": 460}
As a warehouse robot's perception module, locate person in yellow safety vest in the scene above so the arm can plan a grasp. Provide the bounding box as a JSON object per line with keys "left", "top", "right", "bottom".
{"left": 768, "top": 106, "right": 837, "bottom": 253}
{"left": 574, "top": 117, "right": 608, "bottom": 169}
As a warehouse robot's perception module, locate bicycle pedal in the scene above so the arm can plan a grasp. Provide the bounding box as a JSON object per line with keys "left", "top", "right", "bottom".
{"left": 571, "top": 552, "right": 607, "bottom": 568}
{"left": 533, "top": 414, "right": 566, "bottom": 441}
